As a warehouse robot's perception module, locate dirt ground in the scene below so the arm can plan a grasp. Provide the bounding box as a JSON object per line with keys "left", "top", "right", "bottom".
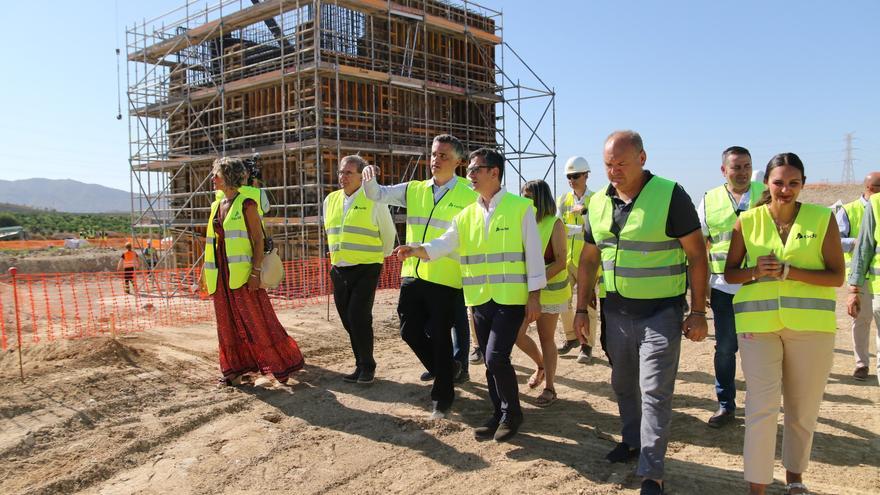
{"left": 0, "top": 247, "right": 119, "bottom": 274}
{"left": 0, "top": 288, "right": 877, "bottom": 495}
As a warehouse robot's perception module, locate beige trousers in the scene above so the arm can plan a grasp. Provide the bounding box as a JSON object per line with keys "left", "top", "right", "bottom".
{"left": 559, "top": 265, "right": 598, "bottom": 347}
{"left": 738, "top": 329, "right": 835, "bottom": 484}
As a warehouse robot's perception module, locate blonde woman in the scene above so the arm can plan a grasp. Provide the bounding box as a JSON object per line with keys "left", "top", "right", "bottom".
{"left": 724, "top": 153, "right": 844, "bottom": 495}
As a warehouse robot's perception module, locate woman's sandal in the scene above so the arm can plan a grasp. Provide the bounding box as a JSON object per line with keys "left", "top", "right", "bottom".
{"left": 217, "top": 373, "right": 253, "bottom": 387}
{"left": 784, "top": 483, "right": 813, "bottom": 495}
{"left": 528, "top": 367, "right": 545, "bottom": 388}
{"left": 535, "top": 387, "right": 557, "bottom": 407}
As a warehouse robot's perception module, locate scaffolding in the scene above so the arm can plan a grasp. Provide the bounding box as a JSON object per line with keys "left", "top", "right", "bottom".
{"left": 126, "top": 0, "right": 555, "bottom": 272}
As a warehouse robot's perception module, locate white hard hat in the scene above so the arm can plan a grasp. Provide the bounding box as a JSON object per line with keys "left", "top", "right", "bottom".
{"left": 564, "top": 156, "right": 590, "bottom": 174}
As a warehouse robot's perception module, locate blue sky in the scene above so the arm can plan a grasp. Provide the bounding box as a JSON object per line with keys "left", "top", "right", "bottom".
{"left": 1, "top": 1, "right": 877, "bottom": 203}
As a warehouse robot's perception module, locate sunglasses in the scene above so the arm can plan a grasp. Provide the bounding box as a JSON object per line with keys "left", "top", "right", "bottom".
{"left": 466, "top": 165, "right": 492, "bottom": 175}
{"left": 566, "top": 172, "right": 586, "bottom": 180}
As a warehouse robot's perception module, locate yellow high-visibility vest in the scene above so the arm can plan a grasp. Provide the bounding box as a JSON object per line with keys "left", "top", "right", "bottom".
{"left": 456, "top": 192, "right": 531, "bottom": 306}
{"left": 216, "top": 185, "right": 265, "bottom": 216}
{"left": 324, "top": 189, "right": 384, "bottom": 265}
{"left": 557, "top": 190, "right": 592, "bottom": 269}
{"left": 704, "top": 181, "right": 765, "bottom": 274}
{"left": 842, "top": 198, "right": 865, "bottom": 280}
{"left": 588, "top": 175, "right": 687, "bottom": 299}
{"left": 537, "top": 216, "right": 571, "bottom": 305}
{"left": 733, "top": 203, "right": 836, "bottom": 333}
{"left": 403, "top": 178, "right": 478, "bottom": 288}
{"left": 204, "top": 194, "right": 253, "bottom": 294}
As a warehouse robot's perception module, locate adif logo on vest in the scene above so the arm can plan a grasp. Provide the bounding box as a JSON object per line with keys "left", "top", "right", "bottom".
{"left": 795, "top": 232, "right": 817, "bottom": 240}
{"left": 231, "top": 211, "right": 242, "bottom": 220}
{"left": 352, "top": 206, "right": 367, "bottom": 210}
{"left": 495, "top": 225, "right": 510, "bottom": 232}
{"left": 449, "top": 203, "right": 465, "bottom": 209}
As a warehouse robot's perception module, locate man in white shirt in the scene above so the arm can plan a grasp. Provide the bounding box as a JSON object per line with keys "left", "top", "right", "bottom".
{"left": 323, "top": 155, "right": 396, "bottom": 384}
{"left": 394, "top": 148, "right": 546, "bottom": 442}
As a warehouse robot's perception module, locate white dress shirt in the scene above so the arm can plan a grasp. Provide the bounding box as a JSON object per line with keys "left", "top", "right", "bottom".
{"left": 698, "top": 186, "right": 752, "bottom": 294}
{"left": 322, "top": 187, "right": 397, "bottom": 266}
{"left": 363, "top": 174, "right": 463, "bottom": 207}
{"left": 422, "top": 188, "right": 547, "bottom": 292}
{"left": 559, "top": 188, "right": 592, "bottom": 236}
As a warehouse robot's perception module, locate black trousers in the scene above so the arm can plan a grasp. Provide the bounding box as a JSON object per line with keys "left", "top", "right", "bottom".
{"left": 398, "top": 277, "right": 460, "bottom": 404}
{"left": 330, "top": 263, "right": 382, "bottom": 372}
{"left": 473, "top": 299, "right": 525, "bottom": 420}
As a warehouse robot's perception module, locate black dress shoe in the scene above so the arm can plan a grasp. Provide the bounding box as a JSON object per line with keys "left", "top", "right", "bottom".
{"left": 357, "top": 368, "right": 375, "bottom": 384}
{"left": 342, "top": 368, "right": 361, "bottom": 383}
{"left": 493, "top": 415, "right": 523, "bottom": 442}
{"left": 420, "top": 371, "right": 434, "bottom": 381}
{"left": 473, "top": 417, "right": 500, "bottom": 440}
{"left": 707, "top": 407, "right": 735, "bottom": 428}
{"left": 605, "top": 442, "right": 639, "bottom": 463}
{"left": 640, "top": 479, "right": 664, "bottom": 495}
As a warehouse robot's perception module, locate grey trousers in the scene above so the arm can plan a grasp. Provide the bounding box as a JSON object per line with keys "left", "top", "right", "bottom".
{"left": 605, "top": 303, "right": 683, "bottom": 480}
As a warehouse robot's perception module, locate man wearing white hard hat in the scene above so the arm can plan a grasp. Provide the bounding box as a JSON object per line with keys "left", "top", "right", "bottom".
{"left": 556, "top": 156, "right": 598, "bottom": 364}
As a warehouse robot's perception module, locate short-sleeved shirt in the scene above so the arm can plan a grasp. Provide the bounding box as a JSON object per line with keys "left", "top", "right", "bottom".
{"left": 583, "top": 170, "right": 700, "bottom": 317}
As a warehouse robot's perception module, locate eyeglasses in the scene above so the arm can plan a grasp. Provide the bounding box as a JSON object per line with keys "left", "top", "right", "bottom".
{"left": 337, "top": 170, "right": 360, "bottom": 177}
{"left": 466, "top": 165, "right": 491, "bottom": 175}
{"left": 566, "top": 173, "right": 586, "bottom": 180}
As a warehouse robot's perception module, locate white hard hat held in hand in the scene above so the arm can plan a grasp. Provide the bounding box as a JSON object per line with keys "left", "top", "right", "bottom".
{"left": 564, "top": 156, "right": 590, "bottom": 174}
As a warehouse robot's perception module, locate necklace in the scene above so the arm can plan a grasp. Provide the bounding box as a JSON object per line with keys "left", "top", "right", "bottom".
{"left": 769, "top": 204, "right": 799, "bottom": 239}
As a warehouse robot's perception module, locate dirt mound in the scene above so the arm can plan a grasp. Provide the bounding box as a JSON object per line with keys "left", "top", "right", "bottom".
{"left": 0, "top": 247, "right": 119, "bottom": 274}
{"left": 798, "top": 183, "right": 862, "bottom": 206}
{"left": 0, "top": 291, "right": 876, "bottom": 494}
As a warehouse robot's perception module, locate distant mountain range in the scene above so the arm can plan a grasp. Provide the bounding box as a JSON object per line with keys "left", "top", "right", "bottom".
{"left": 0, "top": 179, "right": 130, "bottom": 213}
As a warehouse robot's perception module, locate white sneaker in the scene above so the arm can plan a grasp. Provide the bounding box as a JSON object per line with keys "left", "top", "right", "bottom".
{"left": 576, "top": 345, "right": 593, "bottom": 364}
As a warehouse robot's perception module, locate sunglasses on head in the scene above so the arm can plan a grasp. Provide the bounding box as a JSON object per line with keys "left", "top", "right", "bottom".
{"left": 566, "top": 172, "right": 585, "bottom": 180}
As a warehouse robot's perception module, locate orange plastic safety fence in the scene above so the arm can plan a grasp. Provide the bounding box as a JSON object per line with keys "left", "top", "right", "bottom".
{"left": 0, "top": 238, "right": 165, "bottom": 251}
{"left": 0, "top": 256, "right": 403, "bottom": 350}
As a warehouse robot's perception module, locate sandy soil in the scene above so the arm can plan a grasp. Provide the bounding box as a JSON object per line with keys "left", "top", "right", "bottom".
{"left": 0, "top": 288, "right": 877, "bottom": 495}
{"left": 0, "top": 247, "right": 120, "bottom": 274}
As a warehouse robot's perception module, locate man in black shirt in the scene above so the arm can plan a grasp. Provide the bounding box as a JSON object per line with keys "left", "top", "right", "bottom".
{"left": 574, "top": 130, "right": 708, "bottom": 495}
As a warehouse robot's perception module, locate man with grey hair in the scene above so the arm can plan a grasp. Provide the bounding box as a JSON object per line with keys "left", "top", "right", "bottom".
{"left": 574, "top": 130, "right": 708, "bottom": 495}
{"left": 362, "top": 134, "right": 478, "bottom": 419}
{"left": 323, "top": 154, "right": 396, "bottom": 384}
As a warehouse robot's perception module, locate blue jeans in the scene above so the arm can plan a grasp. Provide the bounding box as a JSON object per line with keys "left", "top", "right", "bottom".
{"left": 451, "top": 291, "right": 469, "bottom": 374}
{"left": 710, "top": 288, "right": 738, "bottom": 411}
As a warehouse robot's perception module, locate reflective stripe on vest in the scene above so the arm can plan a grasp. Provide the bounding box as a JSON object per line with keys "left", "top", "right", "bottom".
{"left": 323, "top": 189, "right": 384, "bottom": 265}
{"left": 841, "top": 198, "right": 864, "bottom": 281}
{"left": 704, "top": 181, "right": 765, "bottom": 274}
{"left": 588, "top": 176, "right": 687, "bottom": 299}
{"left": 403, "top": 178, "right": 478, "bottom": 288}
{"left": 456, "top": 193, "right": 531, "bottom": 306}
{"left": 732, "top": 203, "right": 836, "bottom": 333}
{"left": 537, "top": 216, "right": 571, "bottom": 305}
{"left": 204, "top": 193, "right": 254, "bottom": 294}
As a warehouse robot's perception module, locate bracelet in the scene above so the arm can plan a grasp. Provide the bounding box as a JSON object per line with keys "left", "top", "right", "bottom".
{"left": 781, "top": 262, "right": 790, "bottom": 281}
{"left": 575, "top": 309, "right": 589, "bottom": 314}
{"left": 249, "top": 273, "right": 260, "bottom": 279}
{"left": 750, "top": 266, "right": 757, "bottom": 281}
{"left": 689, "top": 310, "right": 707, "bottom": 318}
{"left": 849, "top": 287, "right": 861, "bottom": 294}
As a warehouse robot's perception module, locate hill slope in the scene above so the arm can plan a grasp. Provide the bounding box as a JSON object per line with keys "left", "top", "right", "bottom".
{"left": 0, "top": 179, "right": 130, "bottom": 213}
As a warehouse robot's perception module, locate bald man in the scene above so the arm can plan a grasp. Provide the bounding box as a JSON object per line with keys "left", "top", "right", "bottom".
{"left": 839, "top": 172, "right": 880, "bottom": 381}
{"left": 574, "top": 130, "right": 708, "bottom": 495}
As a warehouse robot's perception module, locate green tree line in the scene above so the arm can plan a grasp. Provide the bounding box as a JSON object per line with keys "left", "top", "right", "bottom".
{"left": 0, "top": 212, "right": 131, "bottom": 236}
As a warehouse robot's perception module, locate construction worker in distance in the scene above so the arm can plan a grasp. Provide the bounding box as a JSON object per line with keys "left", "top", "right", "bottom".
{"left": 394, "top": 148, "right": 546, "bottom": 442}
{"left": 697, "top": 146, "right": 765, "bottom": 428}
{"left": 843, "top": 171, "right": 880, "bottom": 384}
{"left": 556, "top": 155, "right": 598, "bottom": 364}
{"left": 116, "top": 241, "right": 141, "bottom": 294}
{"left": 323, "top": 155, "right": 396, "bottom": 385}
{"left": 574, "top": 130, "right": 708, "bottom": 495}
{"left": 362, "top": 134, "right": 479, "bottom": 419}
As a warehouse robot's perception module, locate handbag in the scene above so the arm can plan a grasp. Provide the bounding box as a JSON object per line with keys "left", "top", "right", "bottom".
{"left": 258, "top": 224, "right": 284, "bottom": 289}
